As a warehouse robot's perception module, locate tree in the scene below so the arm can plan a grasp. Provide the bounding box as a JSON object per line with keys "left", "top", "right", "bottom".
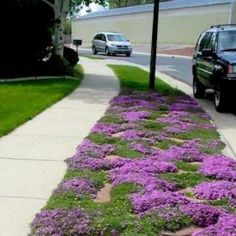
{"left": 40, "top": 0, "right": 106, "bottom": 55}
{"left": 108, "top": 0, "right": 172, "bottom": 8}
{"left": 0, "top": 0, "right": 54, "bottom": 77}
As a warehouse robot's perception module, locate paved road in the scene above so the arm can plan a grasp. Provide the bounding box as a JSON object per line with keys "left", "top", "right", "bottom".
{"left": 78, "top": 49, "right": 193, "bottom": 85}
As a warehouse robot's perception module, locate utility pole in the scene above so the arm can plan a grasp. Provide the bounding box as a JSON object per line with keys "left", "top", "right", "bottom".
{"left": 229, "top": 0, "right": 236, "bottom": 23}
{"left": 149, "top": 0, "right": 160, "bottom": 89}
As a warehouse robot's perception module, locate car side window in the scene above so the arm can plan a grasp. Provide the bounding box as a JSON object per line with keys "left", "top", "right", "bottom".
{"left": 101, "top": 34, "right": 106, "bottom": 41}
{"left": 198, "top": 32, "right": 212, "bottom": 52}
{"left": 206, "top": 33, "right": 216, "bottom": 52}
{"left": 94, "top": 34, "right": 99, "bottom": 40}
{"left": 195, "top": 33, "right": 205, "bottom": 51}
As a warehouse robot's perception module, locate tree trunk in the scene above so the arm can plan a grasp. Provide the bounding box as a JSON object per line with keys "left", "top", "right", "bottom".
{"left": 54, "top": 0, "right": 70, "bottom": 56}
{"left": 41, "top": 0, "right": 70, "bottom": 56}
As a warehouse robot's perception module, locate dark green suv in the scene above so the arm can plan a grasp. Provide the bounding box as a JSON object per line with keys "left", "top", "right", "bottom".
{"left": 193, "top": 24, "right": 236, "bottom": 112}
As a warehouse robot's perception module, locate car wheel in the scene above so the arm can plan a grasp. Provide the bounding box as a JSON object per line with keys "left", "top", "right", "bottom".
{"left": 105, "top": 47, "right": 110, "bottom": 56}
{"left": 126, "top": 53, "right": 131, "bottom": 57}
{"left": 214, "top": 87, "right": 227, "bottom": 112}
{"left": 193, "top": 75, "right": 205, "bottom": 98}
{"left": 92, "top": 46, "right": 97, "bottom": 55}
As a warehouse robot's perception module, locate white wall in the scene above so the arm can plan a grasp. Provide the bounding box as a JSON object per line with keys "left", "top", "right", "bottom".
{"left": 72, "top": 2, "right": 232, "bottom": 46}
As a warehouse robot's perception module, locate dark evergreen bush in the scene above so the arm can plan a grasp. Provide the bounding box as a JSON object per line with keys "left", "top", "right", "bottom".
{"left": 63, "top": 46, "right": 79, "bottom": 67}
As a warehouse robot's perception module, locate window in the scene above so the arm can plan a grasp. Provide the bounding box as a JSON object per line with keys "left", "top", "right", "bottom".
{"left": 94, "top": 34, "right": 100, "bottom": 40}
{"left": 206, "top": 33, "right": 216, "bottom": 51}
{"left": 198, "top": 32, "right": 212, "bottom": 52}
{"left": 218, "top": 31, "right": 236, "bottom": 52}
{"left": 107, "top": 34, "right": 127, "bottom": 42}
{"left": 101, "top": 34, "right": 106, "bottom": 41}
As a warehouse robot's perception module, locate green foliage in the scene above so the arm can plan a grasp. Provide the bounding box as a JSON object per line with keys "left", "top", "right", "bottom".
{"left": 175, "top": 161, "right": 199, "bottom": 172}
{"left": 140, "top": 120, "right": 166, "bottom": 131}
{"left": 160, "top": 172, "right": 210, "bottom": 189}
{"left": 64, "top": 19, "right": 71, "bottom": 34}
{"left": 47, "top": 53, "right": 72, "bottom": 75}
{"left": 174, "top": 128, "right": 220, "bottom": 141}
{"left": 114, "top": 140, "right": 143, "bottom": 158}
{"left": 68, "top": 0, "right": 107, "bottom": 17}
{"left": 100, "top": 115, "right": 124, "bottom": 124}
{"left": 108, "top": 0, "right": 171, "bottom": 9}
{"left": 88, "top": 133, "right": 142, "bottom": 158}
{"left": 0, "top": 0, "right": 54, "bottom": 77}
{"left": 155, "top": 139, "right": 180, "bottom": 150}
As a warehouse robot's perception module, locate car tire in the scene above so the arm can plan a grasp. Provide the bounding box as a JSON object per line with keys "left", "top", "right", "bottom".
{"left": 193, "top": 75, "right": 205, "bottom": 98}
{"left": 126, "top": 53, "right": 131, "bottom": 57}
{"left": 214, "top": 86, "right": 228, "bottom": 112}
{"left": 105, "top": 47, "right": 110, "bottom": 56}
{"left": 92, "top": 46, "right": 97, "bottom": 55}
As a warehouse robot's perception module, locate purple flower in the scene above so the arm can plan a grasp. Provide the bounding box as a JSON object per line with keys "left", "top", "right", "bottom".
{"left": 149, "top": 140, "right": 202, "bottom": 162}
{"left": 170, "top": 97, "right": 202, "bottom": 112}
{"left": 121, "top": 130, "right": 146, "bottom": 141}
{"left": 194, "top": 181, "right": 236, "bottom": 200}
{"left": 54, "top": 178, "right": 97, "bottom": 198}
{"left": 110, "top": 158, "right": 177, "bottom": 176}
{"left": 31, "top": 209, "right": 93, "bottom": 236}
{"left": 91, "top": 123, "right": 120, "bottom": 136}
{"left": 199, "top": 155, "right": 236, "bottom": 181}
{"left": 180, "top": 202, "right": 221, "bottom": 227}
{"left": 67, "top": 156, "right": 110, "bottom": 170}
{"left": 122, "top": 111, "right": 150, "bottom": 122}
{"left": 110, "top": 172, "right": 176, "bottom": 192}
{"left": 129, "top": 142, "right": 151, "bottom": 154}
{"left": 193, "top": 214, "right": 236, "bottom": 236}
{"left": 76, "top": 139, "right": 114, "bottom": 159}
{"left": 140, "top": 206, "right": 186, "bottom": 222}
{"left": 130, "top": 190, "right": 189, "bottom": 213}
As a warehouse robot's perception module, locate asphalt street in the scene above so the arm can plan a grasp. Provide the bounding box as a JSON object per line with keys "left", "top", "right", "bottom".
{"left": 78, "top": 49, "right": 193, "bottom": 85}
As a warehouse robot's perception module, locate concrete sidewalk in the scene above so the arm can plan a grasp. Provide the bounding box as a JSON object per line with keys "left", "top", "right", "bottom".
{"left": 0, "top": 58, "right": 119, "bottom": 236}
{"left": 96, "top": 58, "right": 236, "bottom": 159}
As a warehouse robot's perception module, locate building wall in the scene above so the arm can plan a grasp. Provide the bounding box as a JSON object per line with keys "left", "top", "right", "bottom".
{"left": 72, "top": 2, "right": 231, "bottom": 46}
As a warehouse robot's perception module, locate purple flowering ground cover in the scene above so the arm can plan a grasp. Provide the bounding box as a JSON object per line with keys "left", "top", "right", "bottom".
{"left": 30, "top": 65, "right": 236, "bottom": 236}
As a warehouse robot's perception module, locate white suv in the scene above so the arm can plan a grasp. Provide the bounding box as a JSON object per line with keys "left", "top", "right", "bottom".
{"left": 92, "top": 32, "right": 132, "bottom": 57}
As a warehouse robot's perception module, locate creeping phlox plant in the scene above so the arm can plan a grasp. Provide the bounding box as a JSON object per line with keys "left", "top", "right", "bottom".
{"left": 31, "top": 91, "right": 236, "bottom": 236}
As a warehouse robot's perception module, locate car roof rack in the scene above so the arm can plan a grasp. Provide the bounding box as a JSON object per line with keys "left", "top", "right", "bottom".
{"left": 210, "top": 24, "right": 236, "bottom": 28}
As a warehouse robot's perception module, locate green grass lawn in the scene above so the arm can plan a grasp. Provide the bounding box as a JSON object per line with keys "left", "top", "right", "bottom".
{"left": 0, "top": 65, "right": 83, "bottom": 137}
{"left": 108, "top": 65, "right": 183, "bottom": 96}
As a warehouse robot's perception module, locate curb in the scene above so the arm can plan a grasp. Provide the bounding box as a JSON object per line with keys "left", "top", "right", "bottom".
{"left": 77, "top": 47, "right": 192, "bottom": 60}
{"left": 0, "top": 76, "right": 78, "bottom": 83}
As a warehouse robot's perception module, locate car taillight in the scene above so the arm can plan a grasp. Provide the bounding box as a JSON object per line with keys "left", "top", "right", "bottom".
{"left": 227, "top": 64, "right": 236, "bottom": 74}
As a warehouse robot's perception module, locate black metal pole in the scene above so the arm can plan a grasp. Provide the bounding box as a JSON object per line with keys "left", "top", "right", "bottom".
{"left": 149, "top": 0, "right": 160, "bottom": 90}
